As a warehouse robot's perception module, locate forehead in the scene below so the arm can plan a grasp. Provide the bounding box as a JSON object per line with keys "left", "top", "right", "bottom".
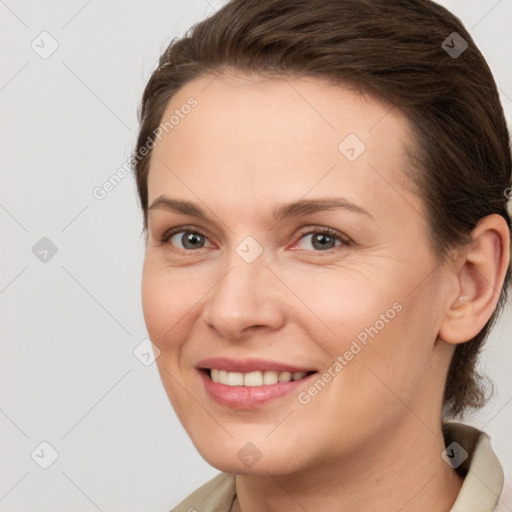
{"left": 147, "top": 72, "right": 418, "bottom": 221}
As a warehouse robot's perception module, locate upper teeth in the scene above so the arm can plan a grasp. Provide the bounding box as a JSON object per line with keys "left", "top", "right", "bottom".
{"left": 210, "top": 369, "right": 307, "bottom": 386}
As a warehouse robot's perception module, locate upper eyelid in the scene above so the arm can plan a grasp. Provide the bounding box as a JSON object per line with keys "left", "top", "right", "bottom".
{"left": 161, "top": 225, "right": 213, "bottom": 241}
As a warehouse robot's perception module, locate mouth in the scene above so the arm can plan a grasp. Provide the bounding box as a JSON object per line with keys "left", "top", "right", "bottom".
{"left": 202, "top": 368, "right": 316, "bottom": 386}
{"left": 196, "top": 358, "right": 318, "bottom": 408}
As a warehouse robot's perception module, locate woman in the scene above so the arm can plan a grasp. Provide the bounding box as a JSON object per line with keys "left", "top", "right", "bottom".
{"left": 132, "top": 0, "right": 511, "bottom": 510}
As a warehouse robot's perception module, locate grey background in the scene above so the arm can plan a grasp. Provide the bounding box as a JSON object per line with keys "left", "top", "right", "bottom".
{"left": 1, "top": 0, "right": 511, "bottom": 510}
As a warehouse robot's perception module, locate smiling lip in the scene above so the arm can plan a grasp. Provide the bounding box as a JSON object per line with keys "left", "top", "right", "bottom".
{"left": 196, "top": 357, "right": 317, "bottom": 409}
{"left": 196, "top": 357, "right": 316, "bottom": 374}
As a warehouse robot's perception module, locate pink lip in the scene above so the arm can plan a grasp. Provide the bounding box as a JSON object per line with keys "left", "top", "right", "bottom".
{"left": 196, "top": 357, "right": 317, "bottom": 409}
{"left": 198, "top": 371, "right": 316, "bottom": 408}
{"left": 196, "top": 357, "right": 316, "bottom": 374}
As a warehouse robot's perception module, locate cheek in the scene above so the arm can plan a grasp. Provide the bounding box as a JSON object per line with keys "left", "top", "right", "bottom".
{"left": 330, "top": 290, "right": 438, "bottom": 417}
{"left": 294, "top": 265, "right": 432, "bottom": 393}
{"left": 141, "top": 260, "right": 197, "bottom": 349}
{"left": 141, "top": 262, "right": 201, "bottom": 413}
{"left": 282, "top": 264, "right": 396, "bottom": 346}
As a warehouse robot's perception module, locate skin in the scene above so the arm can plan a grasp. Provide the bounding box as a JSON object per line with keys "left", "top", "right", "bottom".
{"left": 141, "top": 71, "right": 509, "bottom": 512}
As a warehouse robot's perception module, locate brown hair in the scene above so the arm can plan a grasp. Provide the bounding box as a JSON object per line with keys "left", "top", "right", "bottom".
{"left": 132, "top": 0, "right": 512, "bottom": 419}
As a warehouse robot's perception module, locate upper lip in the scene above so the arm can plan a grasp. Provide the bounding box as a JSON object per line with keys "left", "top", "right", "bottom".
{"left": 196, "top": 357, "right": 317, "bottom": 374}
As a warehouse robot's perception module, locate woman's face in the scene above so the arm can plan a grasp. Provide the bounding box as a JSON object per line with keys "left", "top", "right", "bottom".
{"left": 142, "top": 72, "right": 455, "bottom": 475}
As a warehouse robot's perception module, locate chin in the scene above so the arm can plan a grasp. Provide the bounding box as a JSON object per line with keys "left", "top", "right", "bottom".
{"left": 192, "top": 435, "right": 311, "bottom": 477}
{"left": 203, "top": 457, "right": 301, "bottom": 477}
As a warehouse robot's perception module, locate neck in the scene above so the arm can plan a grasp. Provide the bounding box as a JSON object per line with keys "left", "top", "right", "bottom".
{"left": 232, "top": 417, "right": 464, "bottom": 512}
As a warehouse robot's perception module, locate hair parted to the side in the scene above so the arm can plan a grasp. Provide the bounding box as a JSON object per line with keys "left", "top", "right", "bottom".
{"left": 132, "top": 0, "right": 512, "bottom": 419}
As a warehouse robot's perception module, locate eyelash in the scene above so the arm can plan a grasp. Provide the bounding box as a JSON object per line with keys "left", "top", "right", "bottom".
{"left": 159, "top": 225, "right": 351, "bottom": 255}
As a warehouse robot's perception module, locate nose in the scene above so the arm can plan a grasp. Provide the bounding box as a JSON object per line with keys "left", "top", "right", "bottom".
{"left": 202, "top": 254, "right": 286, "bottom": 341}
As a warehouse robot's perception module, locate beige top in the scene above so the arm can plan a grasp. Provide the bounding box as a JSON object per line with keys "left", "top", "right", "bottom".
{"left": 170, "top": 421, "right": 504, "bottom": 512}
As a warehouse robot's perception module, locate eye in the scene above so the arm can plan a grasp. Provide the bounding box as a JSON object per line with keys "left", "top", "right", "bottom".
{"left": 160, "top": 226, "right": 214, "bottom": 251}
{"left": 158, "top": 225, "right": 350, "bottom": 254}
{"left": 294, "top": 227, "right": 350, "bottom": 252}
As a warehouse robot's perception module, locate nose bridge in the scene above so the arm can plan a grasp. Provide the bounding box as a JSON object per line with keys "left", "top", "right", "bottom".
{"left": 216, "top": 231, "right": 269, "bottom": 300}
{"left": 203, "top": 240, "right": 283, "bottom": 338}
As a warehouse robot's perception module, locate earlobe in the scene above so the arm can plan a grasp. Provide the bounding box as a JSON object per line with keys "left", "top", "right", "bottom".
{"left": 439, "top": 214, "right": 510, "bottom": 345}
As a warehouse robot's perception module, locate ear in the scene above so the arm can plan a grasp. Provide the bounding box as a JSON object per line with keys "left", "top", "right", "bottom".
{"left": 439, "top": 214, "right": 510, "bottom": 345}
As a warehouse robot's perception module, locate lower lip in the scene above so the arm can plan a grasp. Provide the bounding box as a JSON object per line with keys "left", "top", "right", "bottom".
{"left": 198, "top": 370, "right": 316, "bottom": 409}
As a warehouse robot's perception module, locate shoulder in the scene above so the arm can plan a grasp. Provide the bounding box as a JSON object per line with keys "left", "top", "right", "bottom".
{"left": 169, "top": 472, "right": 236, "bottom": 512}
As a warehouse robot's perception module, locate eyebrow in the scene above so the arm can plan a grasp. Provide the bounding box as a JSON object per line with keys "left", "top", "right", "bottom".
{"left": 147, "top": 196, "right": 374, "bottom": 223}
